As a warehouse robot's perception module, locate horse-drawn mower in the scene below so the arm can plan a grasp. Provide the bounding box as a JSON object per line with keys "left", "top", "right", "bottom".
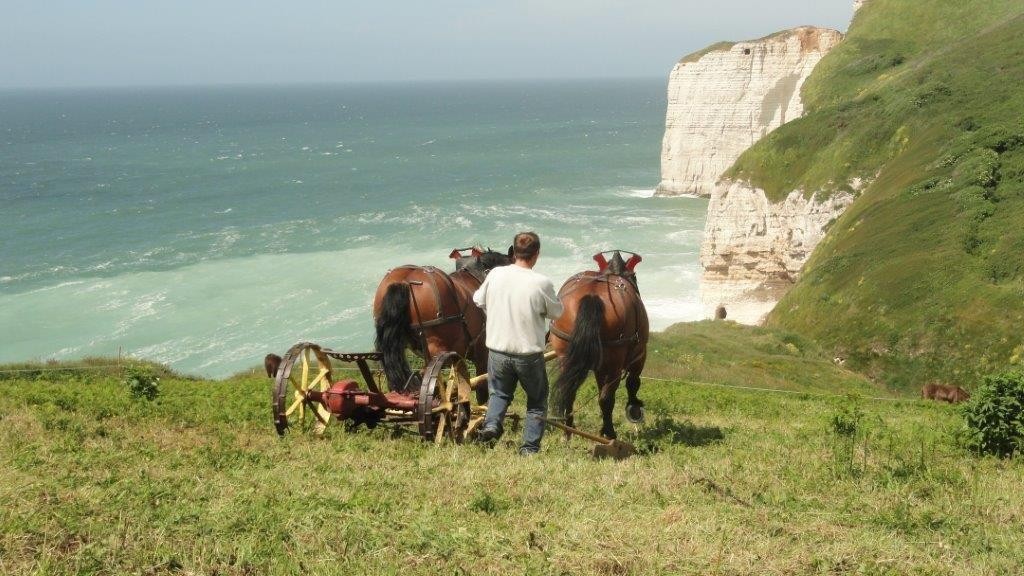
{"left": 265, "top": 247, "right": 646, "bottom": 459}
{"left": 269, "top": 342, "right": 479, "bottom": 442}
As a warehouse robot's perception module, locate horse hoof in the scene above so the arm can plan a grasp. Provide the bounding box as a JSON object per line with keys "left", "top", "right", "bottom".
{"left": 601, "top": 429, "right": 617, "bottom": 441}
{"left": 625, "top": 403, "right": 645, "bottom": 424}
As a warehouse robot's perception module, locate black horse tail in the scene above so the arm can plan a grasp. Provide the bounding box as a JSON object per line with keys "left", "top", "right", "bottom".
{"left": 375, "top": 282, "right": 413, "bottom": 392}
{"left": 554, "top": 294, "right": 604, "bottom": 415}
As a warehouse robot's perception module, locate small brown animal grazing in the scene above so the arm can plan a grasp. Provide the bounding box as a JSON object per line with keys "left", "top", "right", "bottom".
{"left": 921, "top": 382, "right": 970, "bottom": 404}
{"left": 264, "top": 353, "right": 282, "bottom": 378}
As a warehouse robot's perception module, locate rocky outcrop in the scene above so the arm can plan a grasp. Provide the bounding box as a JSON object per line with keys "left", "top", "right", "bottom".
{"left": 655, "top": 27, "right": 843, "bottom": 197}
{"left": 700, "top": 181, "right": 858, "bottom": 324}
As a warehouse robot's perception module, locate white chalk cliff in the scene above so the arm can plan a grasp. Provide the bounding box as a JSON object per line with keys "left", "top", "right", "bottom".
{"left": 656, "top": 27, "right": 843, "bottom": 197}
{"left": 700, "top": 182, "right": 858, "bottom": 324}
{"left": 656, "top": 25, "right": 863, "bottom": 324}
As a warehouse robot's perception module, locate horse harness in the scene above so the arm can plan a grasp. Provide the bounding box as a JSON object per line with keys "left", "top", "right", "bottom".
{"left": 549, "top": 272, "right": 644, "bottom": 347}
{"left": 395, "top": 265, "right": 482, "bottom": 355}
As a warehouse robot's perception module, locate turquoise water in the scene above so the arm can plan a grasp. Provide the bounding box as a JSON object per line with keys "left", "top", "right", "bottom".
{"left": 0, "top": 80, "right": 706, "bottom": 377}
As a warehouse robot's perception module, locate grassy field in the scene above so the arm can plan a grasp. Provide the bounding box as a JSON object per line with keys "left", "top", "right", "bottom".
{"left": 645, "top": 321, "right": 888, "bottom": 397}
{"left": 2, "top": 340, "right": 1022, "bottom": 575}
{"left": 717, "top": 0, "right": 1024, "bottom": 391}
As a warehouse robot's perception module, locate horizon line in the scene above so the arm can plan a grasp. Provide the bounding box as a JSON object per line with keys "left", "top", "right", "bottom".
{"left": 0, "top": 75, "right": 668, "bottom": 92}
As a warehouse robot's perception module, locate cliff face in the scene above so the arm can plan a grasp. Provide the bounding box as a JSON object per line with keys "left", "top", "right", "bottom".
{"left": 655, "top": 27, "right": 843, "bottom": 198}
{"left": 700, "top": 181, "right": 858, "bottom": 324}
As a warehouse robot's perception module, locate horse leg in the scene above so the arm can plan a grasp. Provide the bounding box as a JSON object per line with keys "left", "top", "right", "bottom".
{"left": 624, "top": 357, "right": 646, "bottom": 423}
{"left": 563, "top": 381, "right": 582, "bottom": 439}
{"left": 597, "top": 369, "right": 623, "bottom": 440}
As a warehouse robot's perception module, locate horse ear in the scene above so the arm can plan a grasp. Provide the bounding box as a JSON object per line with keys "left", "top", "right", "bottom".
{"left": 625, "top": 254, "right": 643, "bottom": 271}
{"left": 471, "top": 247, "right": 483, "bottom": 257}
{"left": 593, "top": 252, "right": 608, "bottom": 272}
{"left": 448, "top": 249, "right": 461, "bottom": 259}
{"left": 507, "top": 245, "right": 513, "bottom": 259}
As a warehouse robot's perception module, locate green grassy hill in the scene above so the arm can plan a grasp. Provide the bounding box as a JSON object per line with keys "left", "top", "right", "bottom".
{"left": 1, "top": 358, "right": 1022, "bottom": 574}
{"left": 726, "top": 0, "right": 1024, "bottom": 390}
{"left": 646, "top": 320, "right": 889, "bottom": 396}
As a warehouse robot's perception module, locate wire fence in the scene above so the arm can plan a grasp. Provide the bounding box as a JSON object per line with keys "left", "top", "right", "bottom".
{"left": 639, "top": 374, "right": 916, "bottom": 403}
{"left": 0, "top": 351, "right": 917, "bottom": 404}
{"left": 0, "top": 346, "right": 129, "bottom": 376}
{"left": 0, "top": 364, "right": 124, "bottom": 374}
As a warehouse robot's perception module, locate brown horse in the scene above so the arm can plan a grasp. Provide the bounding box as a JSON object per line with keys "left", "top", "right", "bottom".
{"left": 373, "top": 247, "right": 511, "bottom": 395}
{"left": 921, "top": 382, "right": 971, "bottom": 404}
{"left": 550, "top": 250, "right": 649, "bottom": 439}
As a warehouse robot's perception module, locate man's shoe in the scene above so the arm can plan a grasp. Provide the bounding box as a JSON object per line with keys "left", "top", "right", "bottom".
{"left": 518, "top": 448, "right": 539, "bottom": 457}
{"left": 474, "top": 428, "right": 499, "bottom": 444}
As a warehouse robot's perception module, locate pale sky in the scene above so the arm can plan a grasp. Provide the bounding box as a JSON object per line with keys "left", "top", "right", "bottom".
{"left": 0, "top": 1, "right": 854, "bottom": 88}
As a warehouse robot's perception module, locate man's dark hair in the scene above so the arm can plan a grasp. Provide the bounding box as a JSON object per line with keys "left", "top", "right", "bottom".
{"left": 513, "top": 232, "right": 541, "bottom": 260}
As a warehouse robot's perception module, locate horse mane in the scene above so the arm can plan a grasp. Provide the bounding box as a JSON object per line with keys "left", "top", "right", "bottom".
{"left": 477, "top": 248, "right": 512, "bottom": 271}
{"left": 453, "top": 247, "right": 512, "bottom": 279}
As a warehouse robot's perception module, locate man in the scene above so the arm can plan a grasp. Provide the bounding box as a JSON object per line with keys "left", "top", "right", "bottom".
{"left": 472, "top": 231, "right": 563, "bottom": 455}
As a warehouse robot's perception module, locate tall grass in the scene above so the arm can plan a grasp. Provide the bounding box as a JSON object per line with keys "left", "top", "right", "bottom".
{"left": 1, "top": 356, "right": 1021, "bottom": 575}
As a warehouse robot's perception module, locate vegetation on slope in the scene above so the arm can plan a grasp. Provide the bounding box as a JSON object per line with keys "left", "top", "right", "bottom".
{"left": 721, "top": 0, "right": 1024, "bottom": 390}
{"left": 727, "top": 0, "right": 1024, "bottom": 201}
{"left": 2, "top": 360, "right": 1022, "bottom": 574}
{"left": 647, "top": 320, "right": 887, "bottom": 396}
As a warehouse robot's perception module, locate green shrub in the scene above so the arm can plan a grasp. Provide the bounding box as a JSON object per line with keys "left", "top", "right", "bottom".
{"left": 124, "top": 365, "right": 160, "bottom": 401}
{"left": 469, "top": 491, "right": 505, "bottom": 515}
{"left": 831, "top": 403, "right": 864, "bottom": 438}
{"left": 972, "top": 123, "right": 1024, "bottom": 154}
{"left": 960, "top": 371, "right": 1024, "bottom": 457}
{"left": 953, "top": 148, "right": 1001, "bottom": 190}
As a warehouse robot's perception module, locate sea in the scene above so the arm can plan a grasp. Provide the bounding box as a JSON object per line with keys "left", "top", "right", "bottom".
{"left": 0, "top": 80, "right": 707, "bottom": 378}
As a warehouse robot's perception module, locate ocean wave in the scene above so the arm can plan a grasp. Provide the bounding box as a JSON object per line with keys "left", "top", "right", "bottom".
{"left": 22, "top": 280, "right": 87, "bottom": 295}
{"left": 643, "top": 297, "right": 704, "bottom": 327}
{"left": 618, "top": 188, "right": 656, "bottom": 198}
{"left": 666, "top": 229, "right": 704, "bottom": 243}
{"left": 619, "top": 216, "right": 654, "bottom": 226}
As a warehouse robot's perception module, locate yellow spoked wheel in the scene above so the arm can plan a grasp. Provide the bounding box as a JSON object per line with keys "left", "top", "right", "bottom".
{"left": 418, "top": 352, "right": 472, "bottom": 443}
{"left": 272, "top": 342, "right": 335, "bottom": 436}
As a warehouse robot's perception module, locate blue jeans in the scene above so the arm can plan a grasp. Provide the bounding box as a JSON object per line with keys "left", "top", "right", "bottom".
{"left": 482, "top": 350, "right": 548, "bottom": 453}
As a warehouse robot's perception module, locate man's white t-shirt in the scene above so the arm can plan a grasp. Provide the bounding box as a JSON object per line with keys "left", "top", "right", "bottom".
{"left": 473, "top": 264, "right": 563, "bottom": 354}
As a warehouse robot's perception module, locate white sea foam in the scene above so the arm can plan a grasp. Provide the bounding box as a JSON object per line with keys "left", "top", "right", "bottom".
{"left": 625, "top": 188, "right": 656, "bottom": 198}
{"left": 23, "top": 280, "right": 86, "bottom": 295}
{"left": 619, "top": 216, "right": 654, "bottom": 226}
{"left": 643, "top": 297, "right": 705, "bottom": 329}
{"left": 667, "top": 229, "right": 704, "bottom": 243}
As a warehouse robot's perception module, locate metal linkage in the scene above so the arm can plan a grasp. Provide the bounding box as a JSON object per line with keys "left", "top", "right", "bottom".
{"left": 322, "top": 350, "right": 383, "bottom": 363}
